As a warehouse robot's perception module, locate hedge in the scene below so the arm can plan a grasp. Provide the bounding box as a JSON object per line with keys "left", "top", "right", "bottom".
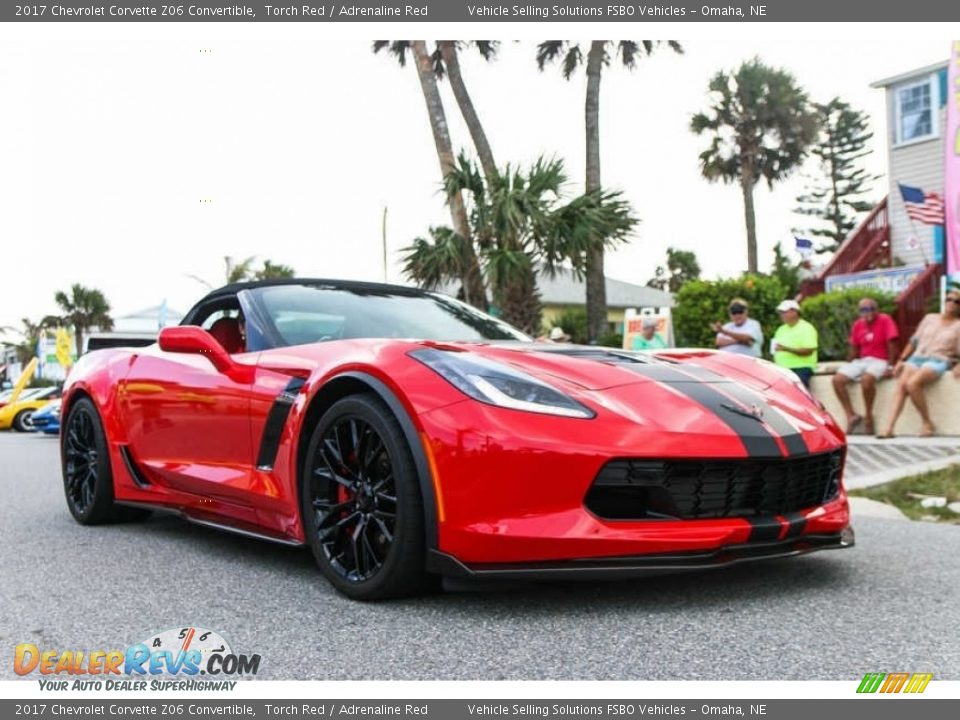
{"left": 799, "top": 288, "right": 896, "bottom": 361}
{"left": 673, "top": 275, "right": 788, "bottom": 355}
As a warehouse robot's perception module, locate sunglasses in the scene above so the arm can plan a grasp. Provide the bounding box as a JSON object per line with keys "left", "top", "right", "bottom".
{"left": 858, "top": 306, "right": 878, "bottom": 313}
{"left": 947, "top": 297, "right": 960, "bottom": 304}
{"left": 729, "top": 309, "right": 746, "bottom": 315}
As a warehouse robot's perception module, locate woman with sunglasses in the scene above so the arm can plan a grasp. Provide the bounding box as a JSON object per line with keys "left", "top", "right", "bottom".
{"left": 879, "top": 290, "right": 960, "bottom": 438}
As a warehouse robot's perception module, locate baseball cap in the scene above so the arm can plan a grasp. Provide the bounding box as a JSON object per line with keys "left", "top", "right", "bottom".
{"left": 776, "top": 299, "right": 801, "bottom": 313}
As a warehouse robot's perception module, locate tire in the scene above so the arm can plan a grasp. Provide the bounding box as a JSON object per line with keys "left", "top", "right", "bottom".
{"left": 301, "top": 393, "right": 427, "bottom": 600}
{"left": 13, "top": 410, "right": 35, "bottom": 432}
{"left": 62, "top": 397, "right": 150, "bottom": 525}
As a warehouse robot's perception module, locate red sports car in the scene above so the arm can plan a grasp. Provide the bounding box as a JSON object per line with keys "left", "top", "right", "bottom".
{"left": 61, "top": 279, "right": 853, "bottom": 600}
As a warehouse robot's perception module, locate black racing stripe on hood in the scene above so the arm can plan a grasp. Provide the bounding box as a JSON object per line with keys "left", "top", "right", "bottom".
{"left": 622, "top": 364, "right": 783, "bottom": 458}
{"left": 653, "top": 362, "right": 810, "bottom": 458}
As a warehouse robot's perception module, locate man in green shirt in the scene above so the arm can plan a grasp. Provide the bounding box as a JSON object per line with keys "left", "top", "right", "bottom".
{"left": 772, "top": 299, "right": 818, "bottom": 388}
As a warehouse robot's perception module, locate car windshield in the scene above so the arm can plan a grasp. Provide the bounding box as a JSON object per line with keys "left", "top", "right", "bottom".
{"left": 248, "top": 284, "right": 529, "bottom": 348}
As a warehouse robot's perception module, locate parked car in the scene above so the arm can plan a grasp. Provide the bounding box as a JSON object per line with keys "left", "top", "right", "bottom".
{"left": 0, "top": 386, "right": 62, "bottom": 432}
{"left": 61, "top": 279, "right": 852, "bottom": 600}
{"left": 30, "top": 399, "right": 62, "bottom": 435}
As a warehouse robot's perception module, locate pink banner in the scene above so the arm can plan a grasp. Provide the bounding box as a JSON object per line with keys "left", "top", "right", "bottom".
{"left": 947, "top": 41, "right": 960, "bottom": 278}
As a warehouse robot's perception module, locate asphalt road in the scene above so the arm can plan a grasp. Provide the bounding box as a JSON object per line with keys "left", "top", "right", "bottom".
{"left": 1, "top": 432, "right": 958, "bottom": 681}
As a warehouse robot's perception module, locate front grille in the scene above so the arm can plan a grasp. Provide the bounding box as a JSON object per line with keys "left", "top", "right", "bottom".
{"left": 585, "top": 450, "right": 844, "bottom": 520}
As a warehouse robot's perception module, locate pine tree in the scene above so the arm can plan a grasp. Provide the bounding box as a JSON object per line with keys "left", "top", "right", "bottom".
{"left": 794, "top": 98, "right": 877, "bottom": 252}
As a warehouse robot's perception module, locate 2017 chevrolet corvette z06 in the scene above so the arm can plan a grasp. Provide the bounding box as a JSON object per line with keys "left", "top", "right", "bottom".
{"left": 60, "top": 279, "right": 852, "bottom": 600}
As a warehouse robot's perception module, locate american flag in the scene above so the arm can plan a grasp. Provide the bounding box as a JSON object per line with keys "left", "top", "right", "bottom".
{"left": 898, "top": 183, "right": 945, "bottom": 225}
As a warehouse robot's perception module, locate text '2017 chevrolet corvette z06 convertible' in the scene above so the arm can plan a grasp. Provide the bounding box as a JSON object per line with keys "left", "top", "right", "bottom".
{"left": 61, "top": 279, "right": 852, "bottom": 600}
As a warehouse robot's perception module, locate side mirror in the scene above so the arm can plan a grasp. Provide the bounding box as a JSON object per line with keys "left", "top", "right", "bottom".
{"left": 158, "top": 326, "right": 253, "bottom": 382}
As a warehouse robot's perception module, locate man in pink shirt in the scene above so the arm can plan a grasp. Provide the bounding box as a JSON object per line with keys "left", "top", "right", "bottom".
{"left": 832, "top": 297, "right": 899, "bottom": 434}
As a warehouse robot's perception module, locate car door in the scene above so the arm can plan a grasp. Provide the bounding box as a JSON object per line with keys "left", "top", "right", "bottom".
{"left": 119, "top": 300, "right": 257, "bottom": 507}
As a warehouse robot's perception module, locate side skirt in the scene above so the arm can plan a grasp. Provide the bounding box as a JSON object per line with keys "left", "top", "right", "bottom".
{"left": 115, "top": 500, "right": 305, "bottom": 547}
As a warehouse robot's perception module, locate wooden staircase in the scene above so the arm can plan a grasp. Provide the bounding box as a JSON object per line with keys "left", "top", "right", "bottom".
{"left": 798, "top": 195, "right": 943, "bottom": 345}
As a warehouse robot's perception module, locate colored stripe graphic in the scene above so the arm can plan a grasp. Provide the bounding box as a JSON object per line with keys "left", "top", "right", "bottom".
{"left": 904, "top": 673, "right": 933, "bottom": 693}
{"left": 881, "top": 673, "right": 909, "bottom": 693}
{"left": 857, "top": 673, "right": 885, "bottom": 693}
{"left": 857, "top": 672, "right": 931, "bottom": 693}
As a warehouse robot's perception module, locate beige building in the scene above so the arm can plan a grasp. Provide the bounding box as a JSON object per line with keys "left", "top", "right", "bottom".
{"left": 538, "top": 268, "right": 674, "bottom": 336}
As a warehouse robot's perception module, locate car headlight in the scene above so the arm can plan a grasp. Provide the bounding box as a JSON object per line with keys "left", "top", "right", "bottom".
{"left": 410, "top": 348, "right": 595, "bottom": 419}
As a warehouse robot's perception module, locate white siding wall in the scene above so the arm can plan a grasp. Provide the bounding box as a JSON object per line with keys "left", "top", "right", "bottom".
{"left": 885, "top": 81, "right": 947, "bottom": 267}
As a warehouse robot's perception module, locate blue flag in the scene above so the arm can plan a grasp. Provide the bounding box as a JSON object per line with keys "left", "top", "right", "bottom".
{"left": 898, "top": 183, "right": 925, "bottom": 204}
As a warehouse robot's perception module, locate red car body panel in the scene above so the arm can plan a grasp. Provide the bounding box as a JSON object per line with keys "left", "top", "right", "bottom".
{"left": 63, "top": 329, "right": 852, "bottom": 573}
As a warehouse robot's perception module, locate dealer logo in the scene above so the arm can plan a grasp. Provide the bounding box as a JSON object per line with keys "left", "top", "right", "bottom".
{"left": 857, "top": 672, "right": 932, "bottom": 694}
{"left": 13, "top": 626, "right": 261, "bottom": 683}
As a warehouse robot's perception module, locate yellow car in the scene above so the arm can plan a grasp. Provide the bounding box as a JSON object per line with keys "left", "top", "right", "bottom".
{"left": 0, "top": 387, "right": 62, "bottom": 432}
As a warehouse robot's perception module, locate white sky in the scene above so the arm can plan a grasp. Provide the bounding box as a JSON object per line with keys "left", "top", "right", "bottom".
{"left": 0, "top": 21, "right": 957, "bottom": 335}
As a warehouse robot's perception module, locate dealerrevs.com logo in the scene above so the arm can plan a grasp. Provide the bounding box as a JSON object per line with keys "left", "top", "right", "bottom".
{"left": 14, "top": 626, "right": 260, "bottom": 691}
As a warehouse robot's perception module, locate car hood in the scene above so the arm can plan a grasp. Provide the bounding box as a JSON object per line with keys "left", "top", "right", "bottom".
{"left": 442, "top": 342, "right": 840, "bottom": 453}
{"left": 449, "top": 342, "right": 773, "bottom": 392}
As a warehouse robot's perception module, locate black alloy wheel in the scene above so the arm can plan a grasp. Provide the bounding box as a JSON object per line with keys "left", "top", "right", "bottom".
{"left": 62, "top": 397, "right": 148, "bottom": 525}
{"left": 63, "top": 401, "right": 101, "bottom": 518}
{"left": 302, "top": 394, "right": 425, "bottom": 600}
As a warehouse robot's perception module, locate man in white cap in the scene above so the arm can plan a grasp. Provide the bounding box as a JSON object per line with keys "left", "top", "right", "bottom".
{"left": 548, "top": 326, "right": 572, "bottom": 343}
{"left": 772, "top": 299, "right": 818, "bottom": 388}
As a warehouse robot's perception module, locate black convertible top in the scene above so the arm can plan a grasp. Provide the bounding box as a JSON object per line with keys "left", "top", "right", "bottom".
{"left": 182, "top": 278, "right": 436, "bottom": 326}
{"left": 198, "top": 278, "right": 432, "bottom": 303}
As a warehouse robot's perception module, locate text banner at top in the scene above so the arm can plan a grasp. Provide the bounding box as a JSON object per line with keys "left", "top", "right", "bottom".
{"left": 3, "top": 0, "right": 960, "bottom": 22}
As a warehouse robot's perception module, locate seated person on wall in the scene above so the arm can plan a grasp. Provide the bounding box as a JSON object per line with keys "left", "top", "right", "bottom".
{"left": 832, "top": 297, "right": 899, "bottom": 435}
{"left": 711, "top": 298, "right": 763, "bottom": 358}
{"left": 772, "top": 299, "right": 818, "bottom": 388}
{"left": 879, "top": 289, "right": 960, "bottom": 438}
{"left": 631, "top": 316, "right": 667, "bottom": 350}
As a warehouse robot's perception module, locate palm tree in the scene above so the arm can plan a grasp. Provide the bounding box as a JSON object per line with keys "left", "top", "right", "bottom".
{"left": 436, "top": 41, "right": 499, "bottom": 182}
{"left": 691, "top": 58, "right": 819, "bottom": 273}
{"left": 402, "top": 155, "right": 637, "bottom": 335}
{"left": 187, "top": 256, "right": 293, "bottom": 289}
{"left": 255, "top": 260, "right": 296, "bottom": 280}
{"left": 53, "top": 284, "right": 113, "bottom": 358}
{"left": 225, "top": 256, "right": 257, "bottom": 283}
{"left": 3, "top": 318, "right": 50, "bottom": 365}
{"left": 537, "top": 41, "right": 682, "bottom": 343}
{"left": 373, "top": 40, "right": 488, "bottom": 311}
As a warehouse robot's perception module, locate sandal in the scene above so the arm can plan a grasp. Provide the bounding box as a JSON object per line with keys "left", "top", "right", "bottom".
{"left": 846, "top": 414, "right": 863, "bottom": 434}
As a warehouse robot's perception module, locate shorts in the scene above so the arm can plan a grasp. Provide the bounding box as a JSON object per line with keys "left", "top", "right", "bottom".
{"left": 836, "top": 357, "right": 889, "bottom": 381}
{"left": 791, "top": 367, "right": 814, "bottom": 388}
{"left": 906, "top": 356, "right": 950, "bottom": 377}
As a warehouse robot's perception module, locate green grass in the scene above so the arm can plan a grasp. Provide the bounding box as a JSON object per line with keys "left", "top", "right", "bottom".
{"left": 849, "top": 464, "right": 960, "bottom": 523}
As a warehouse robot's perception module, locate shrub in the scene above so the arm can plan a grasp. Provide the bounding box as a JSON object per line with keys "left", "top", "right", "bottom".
{"left": 547, "top": 308, "right": 589, "bottom": 344}
{"left": 800, "top": 288, "right": 896, "bottom": 361}
{"left": 673, "top": 274, "right": 788, "bottom": 354}
{"left": 597, "top": 332, "right": 624, "bottom": 348}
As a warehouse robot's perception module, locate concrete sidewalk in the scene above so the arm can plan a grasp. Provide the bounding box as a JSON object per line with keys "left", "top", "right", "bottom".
{"left": 843, "top": 436, "right": 960, "bottom": 520}
{"left": 844, "top": 435, "right": 960, "bottom": 490}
